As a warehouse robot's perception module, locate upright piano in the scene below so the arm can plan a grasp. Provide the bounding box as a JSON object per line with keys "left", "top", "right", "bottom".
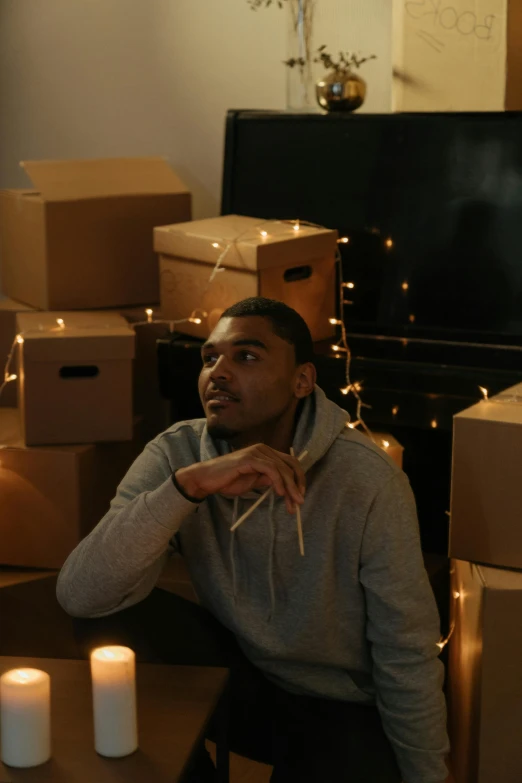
{"left": 159, "top": 110, "right": 522, "bottom": 555}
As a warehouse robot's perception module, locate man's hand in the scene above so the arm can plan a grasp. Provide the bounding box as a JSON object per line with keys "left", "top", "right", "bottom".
{"left": 175, "top": 444, "right": 306, "bottom": 514}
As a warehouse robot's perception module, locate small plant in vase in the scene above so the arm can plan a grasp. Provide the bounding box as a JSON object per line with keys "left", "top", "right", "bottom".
{"left": 314, "top": 46, "right": 377, "bottom": 112}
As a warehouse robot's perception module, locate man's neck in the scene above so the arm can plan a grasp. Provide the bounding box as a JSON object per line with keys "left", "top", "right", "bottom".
{"left": 227, "top": 400, "right": 303, "bottom": 454}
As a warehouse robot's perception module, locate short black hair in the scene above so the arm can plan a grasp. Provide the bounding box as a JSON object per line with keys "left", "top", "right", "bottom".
{"left": 220, "top": 297, "right": 314, "bottom": 365}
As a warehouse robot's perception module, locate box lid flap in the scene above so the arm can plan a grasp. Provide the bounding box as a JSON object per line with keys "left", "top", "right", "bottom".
{"left": 17, "top": 311, "right": 135, "bottom": 361}
{"left": 21, "top": 158, "right": 188, "bottom": 202}
{"left": 154, "top": 215, "right": 338, "bottom": 271}
{"left": 475, "top": 563, "right": 522, "bottom": 591}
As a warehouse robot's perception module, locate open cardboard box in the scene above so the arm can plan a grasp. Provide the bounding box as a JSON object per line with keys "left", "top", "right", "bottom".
{"left": 0, "top": 157, "right": 191, "bottom": 310}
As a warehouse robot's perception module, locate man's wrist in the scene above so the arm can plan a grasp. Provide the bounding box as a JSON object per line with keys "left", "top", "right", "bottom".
{"left": 172, "top": 465, "right": 207, "bottom": 503}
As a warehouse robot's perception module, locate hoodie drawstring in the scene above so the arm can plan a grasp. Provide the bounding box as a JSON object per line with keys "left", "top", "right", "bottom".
{"left": 267, "top": 490, "right": 276, "bottom": 622}
{"left": 230, "top": 497, "right": 239, "bottom": 605}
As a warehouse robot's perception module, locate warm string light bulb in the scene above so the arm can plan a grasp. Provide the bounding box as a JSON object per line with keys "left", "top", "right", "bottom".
{"left": 401, "top": 281, "right": 409, "bottom": 291}
{"left": 338, "top": 237, "right": 349, "bottom": 244}
{"left": 392, "top": 405, "right": 399, "bottom": 416}
{"left": 479, "top": 386, "right": 489, "bottom": 401}
{"left": 342, "top": 282, "right": 355, "bottom": 289}
{"left": 16, "top": 334, "right": 24, "bottom": 345}
{"left": 56, "top": 318, "right": 65, "bottom": 329}
{"left": 293, "top": 221, "right": 300, "bottom": 232}
{"left": 385, "top": 238, "right": 393, "bottom": 249}
{"left": 329, "top": 318, "right": 342, "bottom": 325}
{"left": 331, "top": 344, "right": 347, "bottom": 353}
{"left": 381, "top": 440, "right": 390, "bottom": 449}
{"left": 145, "top": 308, "right": 153, "bottom": 323}
{"left": 212, "top": 242, "right": 220, "bottom": 249}
{"left": 5, "top": 374, "right": 17, "bottom": 383}
{"left": 431, "top": 419, "right": 438, "bottom": 429}
{"left": 260, "top": 230, "right": 268, "bottom": 238}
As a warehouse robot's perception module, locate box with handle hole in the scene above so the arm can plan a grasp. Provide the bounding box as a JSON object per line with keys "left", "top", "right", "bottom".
{"left": 154, "top": 215, "right": 338, "bottom": 341}
{"left": 16, "top": 311, "right": 135, "bottom": 446}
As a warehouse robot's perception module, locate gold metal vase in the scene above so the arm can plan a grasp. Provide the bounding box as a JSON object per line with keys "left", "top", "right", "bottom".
{"left": 316, "top": 70, "right": 366, "bottom": 113}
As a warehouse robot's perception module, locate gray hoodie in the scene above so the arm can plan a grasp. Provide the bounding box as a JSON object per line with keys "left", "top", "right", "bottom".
{"left": 57, "top": 386, "right": 449, "bottom": 783}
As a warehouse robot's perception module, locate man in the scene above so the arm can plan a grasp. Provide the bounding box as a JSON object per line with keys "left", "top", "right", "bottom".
{"left": 57, "top": 297, "right": 450, "bottom": 783}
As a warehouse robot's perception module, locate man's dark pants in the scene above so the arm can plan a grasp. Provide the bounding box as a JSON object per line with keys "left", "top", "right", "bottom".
{"left": 73, "top": 587, "right": 402, "bottom": 783}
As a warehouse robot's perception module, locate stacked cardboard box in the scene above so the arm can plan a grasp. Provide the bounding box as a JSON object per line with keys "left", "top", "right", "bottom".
{"left": 448, "top": 383, "right": 522, "bottom": 783}
{"left": 154, "top": 215, "right": 338, "bottom": 342}
{"left": 0, "top": 157, "right": 192, "bottom": 567}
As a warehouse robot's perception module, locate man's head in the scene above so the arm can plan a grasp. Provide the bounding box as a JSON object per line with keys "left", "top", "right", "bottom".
{"left": 198, "top": 297, "right": 316, "bottom": 444}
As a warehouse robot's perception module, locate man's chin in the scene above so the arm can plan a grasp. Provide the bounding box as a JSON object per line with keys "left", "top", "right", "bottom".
{"left": 206, "top": 419, "right": 241, "bottom": 442}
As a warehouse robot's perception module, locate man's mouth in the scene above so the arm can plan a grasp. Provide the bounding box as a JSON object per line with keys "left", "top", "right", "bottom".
{"left": 206, "top": 390, "right": 239, "bottom": 409}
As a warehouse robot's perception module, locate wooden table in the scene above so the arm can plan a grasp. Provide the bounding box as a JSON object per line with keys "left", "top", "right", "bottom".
{"left": 0, "top": 657, "right": 229, "bottom": 783}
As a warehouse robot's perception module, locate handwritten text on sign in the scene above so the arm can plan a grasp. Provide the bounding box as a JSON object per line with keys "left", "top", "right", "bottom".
{"left": 405, "top": 0, "right": 496, "bottom": 47}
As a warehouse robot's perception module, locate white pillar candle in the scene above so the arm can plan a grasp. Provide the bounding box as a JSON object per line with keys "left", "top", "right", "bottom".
{"left": 0, "top": 668, "right": 51, "bottom": 768}
{"left": 90, "top": 646, "right": 138, "bottom": 758}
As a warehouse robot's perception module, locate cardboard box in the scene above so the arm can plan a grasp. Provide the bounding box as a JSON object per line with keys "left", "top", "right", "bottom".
{"left": 0, "top": 408, "right": 146, "bottom": 569}
{"left": 0, "top": 298, "right": 37, "bottom": 407}
{"left": 448, "top": 559, "right": 522, "bottom": 783}
{"left": 450, "top": 383, "right": 522, "bottom": 570}
{"left": 17, "top": 311, "right": 135, "bottom": 446}
{"left": 392, "top": 0, "right": 522, "bottom": 111}
{"left": 155, "top": 215, "right": 338, "bottom": 342}
{"left": 0, "top": 157, "right": 191, "bottom": 310}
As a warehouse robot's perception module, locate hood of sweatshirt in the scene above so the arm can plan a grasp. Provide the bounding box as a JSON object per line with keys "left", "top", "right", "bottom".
{"left": 198, "top": 386, "right": 350, "bottom": 619}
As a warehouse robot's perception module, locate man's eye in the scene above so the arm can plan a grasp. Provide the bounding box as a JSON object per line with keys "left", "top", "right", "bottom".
{"left": 239, "top": 351, "right": 257, "bottom": 362}
{"left": 202, "top": 355, "right": 217, "bottom": 365}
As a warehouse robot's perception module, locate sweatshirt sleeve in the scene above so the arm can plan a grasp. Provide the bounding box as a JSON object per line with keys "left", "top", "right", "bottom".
{"left": 359, "top": 472, "right": 450, "bottom": 783}
{"left": 56, "top": 440, "right": 198, "bottom": 619}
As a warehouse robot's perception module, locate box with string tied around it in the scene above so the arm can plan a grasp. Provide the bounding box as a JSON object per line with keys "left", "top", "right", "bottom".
{"left": 16, "top": 311, "right": 135, "bottom": 446}
{"left": 154, "top": 215, "right": 338, "bottom": 342}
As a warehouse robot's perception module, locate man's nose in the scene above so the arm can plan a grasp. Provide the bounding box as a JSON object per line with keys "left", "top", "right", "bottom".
{"left": 210, "top": 355, "right": 233, "bottom": 381}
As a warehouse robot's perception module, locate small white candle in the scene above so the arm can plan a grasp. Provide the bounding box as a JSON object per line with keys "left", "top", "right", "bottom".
{"left": 90, "top": 646, "right": 138, "bottom": 758}
{"left": 0, "top": 668, "right": 51, "bottom": 768}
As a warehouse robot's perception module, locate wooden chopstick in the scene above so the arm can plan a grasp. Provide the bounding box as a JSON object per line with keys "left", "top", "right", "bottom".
{"left": 290, "top": 447, "right": 305, "bottom": 556}
{"left": 230, "top": 449, "right": 308, "bottom": 543}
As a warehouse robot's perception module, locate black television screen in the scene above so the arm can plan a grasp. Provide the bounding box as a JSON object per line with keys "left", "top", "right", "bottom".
{"left": 222, "top": 111, "right": 522, "bottom": 346}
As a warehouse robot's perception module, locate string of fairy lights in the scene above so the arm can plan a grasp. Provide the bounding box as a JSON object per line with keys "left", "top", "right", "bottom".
{"left": 0, "top": 218, "right": 514, "bottom": 436}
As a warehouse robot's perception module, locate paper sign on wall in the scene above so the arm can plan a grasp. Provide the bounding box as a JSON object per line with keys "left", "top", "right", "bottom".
{"left": 393, "top": 0, "right": 509, "bottom": 111}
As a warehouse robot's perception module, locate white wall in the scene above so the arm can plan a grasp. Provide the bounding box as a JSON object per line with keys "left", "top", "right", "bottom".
{"left": 0, "top": 0, "right": 392, "bottom": 220}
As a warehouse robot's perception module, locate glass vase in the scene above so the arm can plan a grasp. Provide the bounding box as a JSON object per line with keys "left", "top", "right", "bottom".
{"left": 286, "top": 0, "right": 318, "bottom": 113}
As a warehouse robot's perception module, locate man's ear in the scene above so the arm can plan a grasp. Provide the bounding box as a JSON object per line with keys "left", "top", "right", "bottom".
{"left": 294, "top": 362, "right": 316, "bottom": 399}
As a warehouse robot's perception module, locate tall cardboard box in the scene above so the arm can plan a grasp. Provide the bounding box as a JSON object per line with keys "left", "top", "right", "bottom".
{"left": 0, "top": 298, "right": 37, "bottom": 407}
{"left": 155, "top": 215, "right": 338, "bottom": 342}
{"left": 17, "top": 311, "right": 135, "bottom": 446}
{"left": 450, "top": 383, "right": 522, "bottom": 570}
{"left": 392, "top": 0, "right": 522, "bottom": 111}
{"left": 0, "top": 157, "right": 191, "bottom": 310}
{"left": 448, "top": 559, "right": 522, "bottom": 783}
{"left": 0, "top": 409, "right": 146, "bottom": 569}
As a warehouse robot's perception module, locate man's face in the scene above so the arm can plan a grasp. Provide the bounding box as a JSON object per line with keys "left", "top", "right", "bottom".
{"left": 198, "top": 316, "right": 301, "bottom": 440}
